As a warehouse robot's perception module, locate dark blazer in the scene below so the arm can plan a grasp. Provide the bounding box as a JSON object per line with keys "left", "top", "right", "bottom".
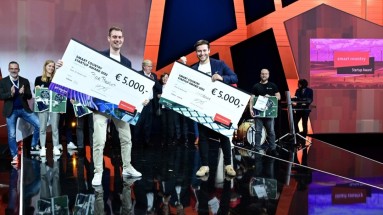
{"left": 0, "top": 76, "right": 33, "bottom": 117}
{"left": 138, "top": 70, "right": 162, "bottom": 110}
{"left": 191, "top": 58, "right": 238, "bottom": 85}
{"left": 99, "top": 49, "right": 132, "bottom": 68}
{"left": 294, "top": 87, "right": 313, "bottom": 111}
{"left": 138, "top": 70, "right": 162, "bottom": 95}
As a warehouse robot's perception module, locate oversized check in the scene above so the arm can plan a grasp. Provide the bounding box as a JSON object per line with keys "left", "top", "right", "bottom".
{"left": 49, "top": 39, "right": 154, "bottom": 125}
{"left": 159, "top": 62, "right": 251, "bottom": 136}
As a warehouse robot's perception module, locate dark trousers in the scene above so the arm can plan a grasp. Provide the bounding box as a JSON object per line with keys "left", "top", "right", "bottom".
{"left": 254, "top": 117, "right": 276, "bottom": 150}
{"left": 294, "top": 110, "right": 310, "bottom": 137}
{"left": 134, "top": 101, "right": 153, "bottom": 144}
{"left": 174, "top": 112, "right": 189, "bottom": 141}
{"left": 197, "top": 124, "right": 232, "bottom": 166}
{"left": 59, "top": 99, "right": 75, "bottom": 144}
{"left": 160, "top": 108, "right": 175, "bottom": 144}
{"left": 59, "top": 113, "right": 74, "bottom": 144}
{"left": 76, "top": 113, "right": 94, "bottom": 148}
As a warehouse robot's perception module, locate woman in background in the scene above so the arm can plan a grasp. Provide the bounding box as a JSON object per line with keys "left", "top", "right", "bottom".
{"left": 34, "top": 60, "right": 61, "bottom": 156}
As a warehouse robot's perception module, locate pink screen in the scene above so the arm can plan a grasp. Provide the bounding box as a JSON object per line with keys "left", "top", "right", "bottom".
{"left": 310, "top": 39, "right": 383, "bottom": 89}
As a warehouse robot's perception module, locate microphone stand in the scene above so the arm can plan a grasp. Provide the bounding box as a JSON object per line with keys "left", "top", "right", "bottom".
{"left": 276, "top": 92, "right": 312, "bottom": 152}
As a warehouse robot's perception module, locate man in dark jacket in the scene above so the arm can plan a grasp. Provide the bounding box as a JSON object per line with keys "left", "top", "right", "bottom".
{"left": 133, "top": 59, "right": 162, "bottom": 146}
{"left": 293, "top": 79, "right": 313, "bottom": 139}
{"left": 0, "top": 61, "right": 40, "bottom": 165}
{"left": 191, "top": 40, "right": 237, "bottom": 178}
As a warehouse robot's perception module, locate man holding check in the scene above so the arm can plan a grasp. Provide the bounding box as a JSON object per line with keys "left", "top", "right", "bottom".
{"left": 93, "top": 26, "right": 143, "bottom": 185}
{"left": 191, "top": 39, "right": 238, "bottom": 178}
{"left": 57, "top": 26, "right": 142, "bottom": 186}
{"left": 249, "top": 68, "right": 280, "bottom": 157}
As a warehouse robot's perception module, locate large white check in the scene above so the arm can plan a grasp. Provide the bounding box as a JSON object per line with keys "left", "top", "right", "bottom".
{"left": 160, "top": 62, "right": 251, "bottom": 136}
{"left": 49, "top": 39, "right": 154, "bottom": 125}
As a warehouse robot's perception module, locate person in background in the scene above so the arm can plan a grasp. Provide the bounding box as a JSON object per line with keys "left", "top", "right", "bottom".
{"left": 179, "top": 56, "right": 199, "bottom": 147}
{"left": 158, "top": 73, "right": 175, "bottom": 147}
{"left": 76, "top": 111, "right": 93, "bottom": 151}
{"left": 293, "top": 79, "right": 313, "bottom": 140}
{"left": 173, "top": 58, "right": 191, "bottom": 147}
{"left": 0, "top": 61, "right": 40, "bottom": 165}
{"left": 191, "top": 40, "right": 237, "bottom": 178}
{"left": 173, "top": 112, "right": 190, "bottom": 146}
{"left": 134, "top": 59, "right": 162, "bottom": 146}
{"left": 58, "top": 101, "right": 77, "bottom": 151}
{"left": 34, "top": 60, "right": 61, "bottom": 157}
{"left": 71, "top": 98, "right": 94, "bottom": 153}
{"left": 249, "top": 68, "right": 280, "bottom": 157}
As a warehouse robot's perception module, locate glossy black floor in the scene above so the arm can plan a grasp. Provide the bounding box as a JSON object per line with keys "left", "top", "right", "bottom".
{"left": 1, "top": 133, "right": 383, "bottom": 215}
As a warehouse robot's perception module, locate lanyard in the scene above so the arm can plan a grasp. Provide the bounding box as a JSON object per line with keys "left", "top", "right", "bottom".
{"left": 10, "top": 78, "right": 19, "bottom": 89}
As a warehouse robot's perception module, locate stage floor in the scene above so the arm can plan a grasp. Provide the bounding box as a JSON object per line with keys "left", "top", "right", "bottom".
{"left": 1, "top": 136, "right": 383, "bottom": 215}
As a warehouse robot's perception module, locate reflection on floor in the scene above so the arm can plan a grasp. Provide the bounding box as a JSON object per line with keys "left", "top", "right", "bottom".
{"left": 1, "top": 137, "right": 383, "bottom": 214}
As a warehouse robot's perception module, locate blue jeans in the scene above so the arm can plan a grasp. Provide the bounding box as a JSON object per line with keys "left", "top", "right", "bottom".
{"left": 254, "top": 117, "right": 276, "bottom": 151}
{"left": 6, "top": 109, "right": 40, "bottom": 157}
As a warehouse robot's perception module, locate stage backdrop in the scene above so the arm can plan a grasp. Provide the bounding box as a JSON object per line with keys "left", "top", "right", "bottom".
{"left": 285, "top": 4, "right": 383, "bottom": 133}
{"left": 145, "top": 0, "right": 383, "bottom": 134}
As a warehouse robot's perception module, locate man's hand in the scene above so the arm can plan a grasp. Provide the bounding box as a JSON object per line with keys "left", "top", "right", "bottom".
{"left": 212, "top": 72, "right": 223, "bottom": 82}
{"left": 19, "top": 85, "right": 25, "bottom": 94}
{"left": 179, "top": 56, "right": 187, "bottom": 64}
{"left": 11, "top": 86, "right": 15, "bottom": 97}
{"left": 56, "top": 60, "right": 63, "bottom": 69}
{"left": 249, "top": 95, "right": 255, "bottom": 117}
{"left": 142, "top": 99, "right": 149, "bottom": 106}
{"left": 249, "top": 107, "right": 255, "bottom": 117}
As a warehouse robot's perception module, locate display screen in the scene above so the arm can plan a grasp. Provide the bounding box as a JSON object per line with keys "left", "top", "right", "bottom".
{"left": 310, "top": 39, "right": 383, "bottom": 89}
